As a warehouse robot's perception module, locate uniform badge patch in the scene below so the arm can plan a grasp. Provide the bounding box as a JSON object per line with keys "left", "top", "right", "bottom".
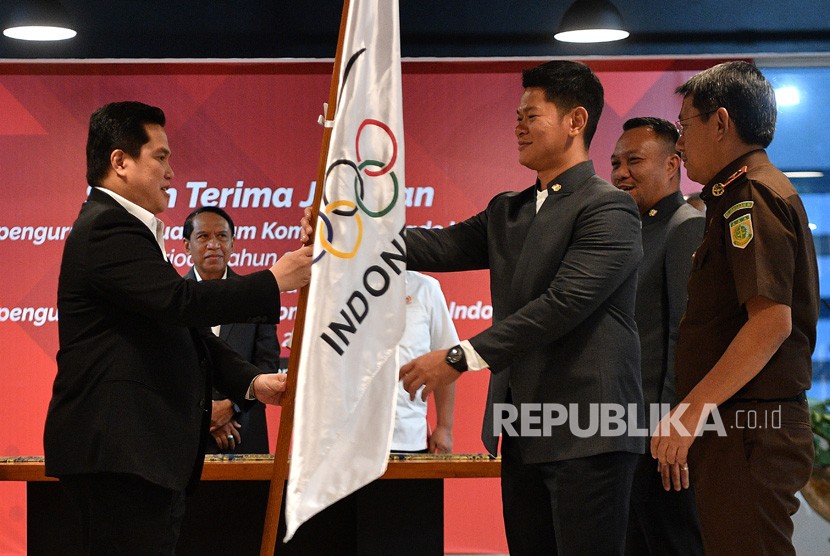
{"left": 729, "top": 214, "right": 753, "bottom": 249}
{"left": 723, "top": 201, "right": 754, "bottom": 219}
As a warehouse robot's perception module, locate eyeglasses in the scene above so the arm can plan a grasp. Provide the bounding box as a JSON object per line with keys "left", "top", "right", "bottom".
{"left": 674, "top": 109, "right": 717, "bottom": 136}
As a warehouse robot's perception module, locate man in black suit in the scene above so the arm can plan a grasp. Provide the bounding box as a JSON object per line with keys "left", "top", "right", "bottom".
{"left": 43, "top": 101, "right": 312, "bottom": 554}
{"left": 398, "top": 61, "right": 645, "bottom": 554}
{"left": 183, "top": 206, "right": 278, "bottom": 454}
{"left": 611, "top": 117, "right": 704, "bottom": 555}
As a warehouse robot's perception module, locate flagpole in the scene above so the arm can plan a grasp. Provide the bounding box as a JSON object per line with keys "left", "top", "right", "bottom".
{"left": 259, "top": 0, "right": 352, "bottom": 553}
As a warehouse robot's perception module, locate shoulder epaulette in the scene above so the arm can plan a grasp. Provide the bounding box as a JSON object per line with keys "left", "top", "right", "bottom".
{"left": 712, "top": 165, "right": 748, "bottom": 197}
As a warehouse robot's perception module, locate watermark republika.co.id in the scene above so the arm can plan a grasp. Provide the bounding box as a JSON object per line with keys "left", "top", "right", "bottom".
{"left": 493, "top": 402, "right": 785, "bottom": 438}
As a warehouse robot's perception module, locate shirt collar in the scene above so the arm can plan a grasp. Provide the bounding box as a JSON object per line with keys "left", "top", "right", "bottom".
{"left": 95, "top": 186, "right": 164, "bottom": 240}
{"left": 192, "top": 266, "right": 228, "bottom": 281}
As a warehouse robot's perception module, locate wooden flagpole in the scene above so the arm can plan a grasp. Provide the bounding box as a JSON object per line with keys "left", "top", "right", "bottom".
{"left": 259, "top": 0, "right": 352, "bottom": 553}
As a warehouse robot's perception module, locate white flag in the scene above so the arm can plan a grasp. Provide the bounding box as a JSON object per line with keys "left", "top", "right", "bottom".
{"left": 284, "top": 0, "right": 406, "bottom": 542}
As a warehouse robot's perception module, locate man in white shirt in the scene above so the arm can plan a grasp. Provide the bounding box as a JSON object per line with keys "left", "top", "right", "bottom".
{"left": 392, "top": 271, "right": 458, "bottom": 453}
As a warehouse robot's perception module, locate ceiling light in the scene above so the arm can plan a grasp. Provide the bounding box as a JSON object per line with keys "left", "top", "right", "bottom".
{"left": 784, "top": 171, "right": 824, "bottom": 178}
{"left": 774, "top": 86, "right": 800, "bottom": 107}
{"left": 554, "top": 0, "right": 629, "bottom": 43}
{"left": 3, "top": 1, "right": 77, "bottom": 42}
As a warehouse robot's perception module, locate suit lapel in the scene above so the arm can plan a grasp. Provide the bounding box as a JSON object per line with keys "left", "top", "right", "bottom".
{"left": 508, "top": 187, "right": 574, "bottom": 297}
{"left": 505, "top": 189, "right": 536, "bottom": 296}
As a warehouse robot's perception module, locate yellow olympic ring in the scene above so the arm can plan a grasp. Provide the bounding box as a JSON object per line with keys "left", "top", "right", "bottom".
{"left": 318, "top": 200, "right": 363, "bottom": 259}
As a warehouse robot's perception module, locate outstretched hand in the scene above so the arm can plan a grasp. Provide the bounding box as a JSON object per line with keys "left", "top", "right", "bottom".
{"left": 399, "top": 350, "right": 462, "bottom": 402}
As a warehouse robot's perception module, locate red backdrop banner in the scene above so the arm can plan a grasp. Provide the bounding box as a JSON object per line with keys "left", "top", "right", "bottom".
{"left": 0, "top": 59, "right": 721, "bottom": 554}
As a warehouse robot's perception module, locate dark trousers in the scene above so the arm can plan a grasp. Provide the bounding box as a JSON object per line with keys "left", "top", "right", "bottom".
{"left": 625, "top": 452, "right": 703, "bottom": 555}
{"left": 60, "top": 473, "right": 186, "bottom": 556}
{"left": 690, "top": 400, "right": 814, "bottom": 556}
{"left": 501, "top": 436, "right": 639, "bottom": 555}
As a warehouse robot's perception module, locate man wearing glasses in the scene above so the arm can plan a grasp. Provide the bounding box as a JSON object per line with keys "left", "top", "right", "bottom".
{"left": 651, "top": 61, "right": 819, "bottom": 555}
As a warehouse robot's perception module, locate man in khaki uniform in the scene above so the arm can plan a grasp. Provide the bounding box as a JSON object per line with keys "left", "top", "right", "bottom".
{"left": 650, "top": 62, "right": 819, "bottom": 555}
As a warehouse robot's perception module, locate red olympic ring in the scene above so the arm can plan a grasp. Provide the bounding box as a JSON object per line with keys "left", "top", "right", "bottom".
{"left": 355, "top": 119, "right": 397, "bottom": 177}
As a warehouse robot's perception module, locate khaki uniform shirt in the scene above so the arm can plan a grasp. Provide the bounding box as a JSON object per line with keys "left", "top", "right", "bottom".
{"left": 676, "top": 149, "right": 819, "bottom": 400}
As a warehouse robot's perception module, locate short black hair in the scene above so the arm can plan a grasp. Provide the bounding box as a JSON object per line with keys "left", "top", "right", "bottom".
{"left": 521, "top": 60, "right": 604, "bottom": 148}
{"left": 183, "top": 206, "right": 236, "bottom": 240}
{"left": 623, "top": 116, "right": 679, "bottom": 154}
{"left": 86, "top": 101, "right": 166, "bottom": 187}
{"left": 676, "top": 61, "right": 776, "bottom": 147}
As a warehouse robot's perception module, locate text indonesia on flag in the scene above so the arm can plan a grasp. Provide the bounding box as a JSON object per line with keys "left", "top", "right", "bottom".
{"left": 284, "top": 0, "right": 406, "bottom": 541}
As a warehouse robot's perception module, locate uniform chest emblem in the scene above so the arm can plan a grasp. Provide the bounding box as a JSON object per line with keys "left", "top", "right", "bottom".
{"left": 729, "top": 214, "right": 753, "bottom": 249}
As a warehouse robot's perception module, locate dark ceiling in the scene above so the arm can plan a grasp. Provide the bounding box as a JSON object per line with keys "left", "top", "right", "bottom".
{"left": 0, "top": 0, "right": 829, "bottom": 60}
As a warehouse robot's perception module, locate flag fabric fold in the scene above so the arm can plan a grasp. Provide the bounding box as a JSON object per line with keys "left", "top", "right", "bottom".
{"left": 284, "top": 0, "right": 406, "bottom": 541}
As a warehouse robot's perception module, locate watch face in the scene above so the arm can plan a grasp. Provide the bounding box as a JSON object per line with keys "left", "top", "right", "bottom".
{"left": 446, "top": 347, "right": 466, "bottom": 371}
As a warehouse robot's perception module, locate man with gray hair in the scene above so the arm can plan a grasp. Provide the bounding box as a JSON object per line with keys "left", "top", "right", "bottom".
{"left": 651, "top": 61, "right": 819, "bottom": 554}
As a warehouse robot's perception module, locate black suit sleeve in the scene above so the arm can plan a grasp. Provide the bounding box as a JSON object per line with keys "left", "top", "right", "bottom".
{"left": 406, "top": 207, "right": 492, "bottom": 271}
{"left": 84, "top": 207, "right": 279, "bottom": 327}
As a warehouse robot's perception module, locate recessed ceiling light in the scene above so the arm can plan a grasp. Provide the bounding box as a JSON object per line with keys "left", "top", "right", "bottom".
{"left": 554, "top": 29, "right": 629, "bottom": 43}
{"left": 3, "top": 25, "right": 76, "bottom": 41}
{"left": 784, "top": 171, "right": 824, "bottom": 178}
{"left": 2, "top": 1, "right": 76, "bottom": 42}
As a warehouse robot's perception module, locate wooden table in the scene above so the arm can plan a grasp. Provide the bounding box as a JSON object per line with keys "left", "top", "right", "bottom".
{"left": 2, "top": 455, "right": 500, "bottom": 555}
{"left": 0, "top": 454, "right": 500, "bottom": 481}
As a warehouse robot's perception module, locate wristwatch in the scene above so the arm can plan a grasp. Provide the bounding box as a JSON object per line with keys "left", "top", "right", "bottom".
{"left": 445, "top": 345, "right": 468, "bottom": 372}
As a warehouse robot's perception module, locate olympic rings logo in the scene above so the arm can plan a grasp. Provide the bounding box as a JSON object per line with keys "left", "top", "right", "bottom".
{"left": 316, "top": 118, "right": 400, "bottom": 263}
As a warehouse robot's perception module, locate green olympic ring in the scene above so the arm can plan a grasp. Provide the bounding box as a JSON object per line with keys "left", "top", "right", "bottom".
{"left": 354, "top": 159, "right": 398, "bottom": 217}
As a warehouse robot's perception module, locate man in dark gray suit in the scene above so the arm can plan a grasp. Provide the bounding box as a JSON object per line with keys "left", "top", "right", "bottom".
{"left": 611, "top": 117, "right": 704, "bottom": 555}
{"left": 399, "top": 61, "right": 645, "bottom": 555}
{"left": 183, "top": 206, "right": 278, "bottom": 454}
